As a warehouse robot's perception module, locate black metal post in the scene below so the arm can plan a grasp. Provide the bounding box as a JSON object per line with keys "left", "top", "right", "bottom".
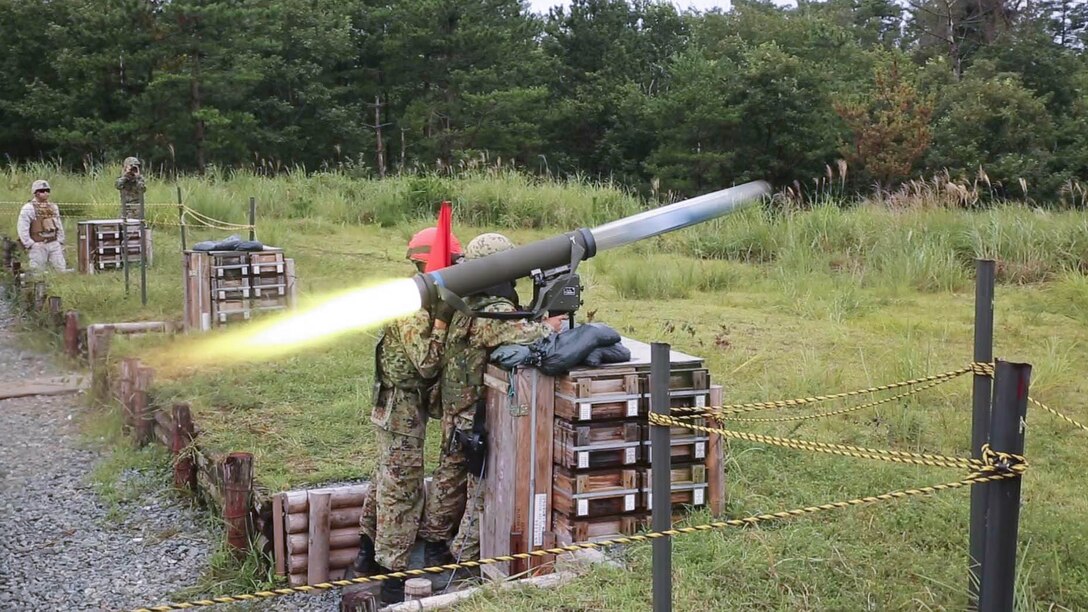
{"left": 979, "top": 360, "right": 1030, "bottom": 612}
{"left": 177, "top": 185, "right": 186, "bottom": 251}
{"left": 968, "top": 258, "right": 995, "bottom": 605}
{"left": 122, "top": 204, "right": 130, "bottom": 297}
{"left": 139, "top": 193, "right": 147, "bottom": 306}
{"left": 650, "top": 342, "right": 672, "bottom": 612}
{"left": 248, "top": 196, "right": 256, "bottom": 241}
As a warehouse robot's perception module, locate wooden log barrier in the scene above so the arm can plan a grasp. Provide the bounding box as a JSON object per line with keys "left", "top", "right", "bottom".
{"left": 405, "top": 578, "right": 433, "bottom": 601}
{"left": 33, "top": 281, "right": 46, "bottom": 311}
{"left": 172, "top": 403, "right": 197, "bottom": 493}
{"left": 285, "top": 485, "right": 369, "bottom": 514}
{"left": 119, "top": 358, "right": 138, "bottom": 431}
{"left": 306, "top": 492, "right": 332, "bottom": 584}
{"left": 133, "top": 365, "right": 155, "bottom": 446}
{"left": 222, "top": 452, "right": 254, "bottom": 556}
{"left": 64, "top": 311, "right": 80, "bottom": 358}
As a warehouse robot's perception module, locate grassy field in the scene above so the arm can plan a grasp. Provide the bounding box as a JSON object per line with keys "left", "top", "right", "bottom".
{"left": 4, "top": 165, "right": 1087, "bottom": 609}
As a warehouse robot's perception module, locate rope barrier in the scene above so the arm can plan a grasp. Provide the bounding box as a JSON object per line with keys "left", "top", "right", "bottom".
{"left": 650, "top": 412, "right": 1027, "bottom": 472}
{"left": 724, "top": 376, "right": 957, "bottom": 424}
{"left": 0, "top": 201, "right": 178, "bottom": 208}
{"left": 671, "top": 364, "right": 983, "bottom": 418}
{"left": 1029, "top": 397, "right": 1088, "bottom": 433}
{"left": 127, "top": 468, "right": 1020, "bottom": 611}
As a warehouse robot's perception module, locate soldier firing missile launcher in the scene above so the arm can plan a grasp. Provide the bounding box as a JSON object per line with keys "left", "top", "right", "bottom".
{"left": 411, "top": 180, "right": 772, "bottom": 317}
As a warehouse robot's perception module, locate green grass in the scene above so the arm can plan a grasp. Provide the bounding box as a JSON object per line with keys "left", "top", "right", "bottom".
{"left": 7, "top": 166, "right": 1087, "bottom": 610}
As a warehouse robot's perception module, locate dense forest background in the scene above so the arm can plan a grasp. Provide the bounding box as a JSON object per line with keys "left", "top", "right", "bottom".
{"left": 1, "top": 0, "right": 1086, "bottom": 202}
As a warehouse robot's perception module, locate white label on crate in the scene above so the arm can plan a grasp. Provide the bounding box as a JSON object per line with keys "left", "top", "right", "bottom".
{"left": 201, "top": 313, "right": 211, "bottom": 331}
{"left": 577, "top": 452, "right": 589, "bottom": 469}
{"left": 624, "top": 447, "right": 636, "bottom": 464}
{"left": 695, "top": 442, "right": 706, "bottom": 459}
{"left": 579, "top": 404, "right": 591, "bottom": 421}
{"left": 533, "top": 494, "right": 547, "bottom": 546}
{"left": 694, "top": 488, "right": 705, "bottom": 506}
{"left": 627, "top": 399, "right": 639, "bottom": 417}
{"left": 624, "top": 494, "right": 635, "bottom": 512}
{"left": 577, "top": 499, "right": 589, "bottom": 517}
{"left": 695, "top": 394, "right": 706, "bottom": 408}
{"left": 647, "top": 493, "right": 652, "bottom": 510}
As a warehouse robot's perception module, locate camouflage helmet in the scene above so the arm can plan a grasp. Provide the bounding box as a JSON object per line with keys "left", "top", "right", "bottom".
{"left": 465, "top": 233, "right": 515, "bottom": 260}
{"left": 123, "top": 156, "right": 141, "bottom": 168}
{"left": 31, "top": 179, "right": 51, "bottom": 194}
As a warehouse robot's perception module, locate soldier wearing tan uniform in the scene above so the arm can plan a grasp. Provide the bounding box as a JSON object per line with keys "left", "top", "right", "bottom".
{"left": 17, "top": 180, "right": 66, "bottom": 272}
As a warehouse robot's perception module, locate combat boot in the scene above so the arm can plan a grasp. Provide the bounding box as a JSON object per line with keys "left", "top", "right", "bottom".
{"left": 344, "top": 534, "right": 377, "bottom": 579}
{"left": 376, "top": 565, "right": 405, "bottom": 605}
{"left": 423, "top": 540, "right": 453, "bottom": 567}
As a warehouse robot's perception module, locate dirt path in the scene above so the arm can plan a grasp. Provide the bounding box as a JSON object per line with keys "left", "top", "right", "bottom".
{"left": 0, "top": 300, "right": 213, "bottom": 611}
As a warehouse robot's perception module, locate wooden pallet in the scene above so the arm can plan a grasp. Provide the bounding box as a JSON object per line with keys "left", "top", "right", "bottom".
{"left": 553, "top": 419, "right": 641, "bottom": 470}
{"left": 183, "top": 248, "right": 297, "bottom": 332}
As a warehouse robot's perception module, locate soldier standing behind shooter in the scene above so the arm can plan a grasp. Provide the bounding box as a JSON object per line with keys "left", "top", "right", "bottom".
{"left": 17, "top": 180, "right": 67, "bottom": 273}
{"left": 419, "top": 233, "right": 563, "bottom": 577}
{"left": 350, "top": 228, "right": 462, "bottom": 605}
{"left": 116, "top": 156, "right": 145, "bottom": 219}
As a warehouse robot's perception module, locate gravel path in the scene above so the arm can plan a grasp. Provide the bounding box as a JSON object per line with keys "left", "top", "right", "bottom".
{"left": 0, "top": 300, "right": 344, "bottom": 612}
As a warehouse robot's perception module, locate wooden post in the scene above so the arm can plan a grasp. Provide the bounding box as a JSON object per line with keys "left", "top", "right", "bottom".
{"left": 223, "top": 452, "right": 254, "bottom": 556}
{"left": 272, "top": 494, "right": 287, "bottom": 578}
{"left": 172, "top": 403, "right": 197, "bottom": 492}
{"left": 133, "top": 365, "right": 155, "bottom": 446}
{"left": 47, "top": 296, "right": 62, "bottom": 327}
{"left": 33, "top": 281, "right": 46, "bottom": 311}
{"left": 64, "top": 311, "right": 80, "bottom": 358}
{"left": 404, "top": 578, "right": 432, "bottom": 601}
{"left": 705, "top": 384, "right": 727, "bottom": 516}
{"left": 307, "top": 491, "right": 332, "bottom": 584}
{"left": 119, "top": 358, "right": 138, "bottom": 430}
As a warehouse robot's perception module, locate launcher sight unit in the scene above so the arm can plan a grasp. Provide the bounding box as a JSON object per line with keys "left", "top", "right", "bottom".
{"left": 411, "top": 180, "right": 772, "bottom": 317}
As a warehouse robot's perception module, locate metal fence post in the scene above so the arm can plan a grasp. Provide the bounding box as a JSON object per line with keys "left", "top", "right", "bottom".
{"left": 248, "top": 196, "right": 256, "bottom": 241}
{"left": 979, "top": 360, "right": 1030, "bottom": 612}
{"left": 650, "top": 342, "right": 672, "bottom": 612}
{"left": 969, "top": 258, "right": 995, "bottom": 605}
{"left": 177, "top": 185, "right": 187, "bottom": 252}
{"left": 139, "top": 193, "right": 147, "bottom": 306}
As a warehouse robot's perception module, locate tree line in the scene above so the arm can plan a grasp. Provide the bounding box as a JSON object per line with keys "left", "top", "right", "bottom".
{"left": 1, "top": 0, "right": 1086, "bottom": 202}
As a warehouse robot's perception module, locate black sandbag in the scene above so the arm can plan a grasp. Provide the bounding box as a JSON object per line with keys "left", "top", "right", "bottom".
{"left": 582, "top": 342, "right": 632, "bottom": 367}
{"left": 534, "top": 322, "right": 621, "bottom": 375}
{"left": 192, "top": 240, "right": 219, "bottom": 252}
{"left": 490, "top": 345, "right": 533, "bottom": 370}
{"left": 234, "top": 240, "right": 265, "bottom": 251}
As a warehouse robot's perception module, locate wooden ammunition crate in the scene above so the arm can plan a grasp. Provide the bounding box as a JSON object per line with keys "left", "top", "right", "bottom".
{"left": 642, "top": 434, "right": 711, "bottom": 464}
{"left": 553, "top": 467, "right": 640, "bottom": 518}
{"left": 184, "top": 248, "right": 297, "bottom": 332}
{"left": 76, "top": 220, "right": 153, "bottom": 274}
{"left": 553, "top": 512, "right": 648, "bottom": 545}
{"left": 639, "top": 464, "right": 709, "bottom": 512}
{"left": 555, "top": 370, "right": 641, "bottom": 422}
{"left": 554, "top": 419, "right": 641, "bottom": 470}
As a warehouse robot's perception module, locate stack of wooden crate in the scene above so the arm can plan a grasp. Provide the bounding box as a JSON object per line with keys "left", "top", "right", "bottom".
{"left": 551, "top": 345, "right": 717, "bottom": 545}
{"left": 76, "top": 220, "right": 153, "bottom": 274}
{"left": 480, "top": 338, "right": 724, "bottom": 580}
{"left": 183, "top": 248, "right": 297, "bottom": 331}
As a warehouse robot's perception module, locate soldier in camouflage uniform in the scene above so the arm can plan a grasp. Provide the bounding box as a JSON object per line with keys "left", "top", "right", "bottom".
{"left": 350, "top": 227, "right": 461, "bottom": 605}
{"left": 419, "top": 233, "right": 563, "bottom": 571}
{"left": 115, "top": 156, "right": 145, "bottom": 219}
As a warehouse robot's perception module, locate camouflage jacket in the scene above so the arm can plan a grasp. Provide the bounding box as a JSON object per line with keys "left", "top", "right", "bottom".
{"left": 440, "top": 295, "right": 551, "bottom": 426}
{"left": 377, "top": 309, "right": 448, "bottom": 390}
{"left": 115, "top": 174, "right": 146, "bottom": 207}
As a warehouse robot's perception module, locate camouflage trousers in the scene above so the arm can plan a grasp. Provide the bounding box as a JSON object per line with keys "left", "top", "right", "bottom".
{"left": 451, "top": 473, "right": 483, "bottom": 562}
{"left": 417, "top": 417, "right": 468, "bottom": 544}
{"left": 359, "top": 395, "right": 427, "bottom": 570}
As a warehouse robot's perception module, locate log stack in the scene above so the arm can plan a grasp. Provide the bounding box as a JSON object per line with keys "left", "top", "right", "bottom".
{"left": 183, "top": 248, "right": 297, "bottom": 332}
{"left": 76, "top": 220, "right": 153, "bottom": 274}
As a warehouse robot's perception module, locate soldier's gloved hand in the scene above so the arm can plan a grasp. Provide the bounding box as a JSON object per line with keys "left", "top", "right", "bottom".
{"left": 433, "top": 300, "right": 456, "bottom": 327}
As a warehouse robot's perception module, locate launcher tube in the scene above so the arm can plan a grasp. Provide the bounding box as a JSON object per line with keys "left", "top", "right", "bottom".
{"left": 412, "top": 181, "right": 771, "bottom": 309}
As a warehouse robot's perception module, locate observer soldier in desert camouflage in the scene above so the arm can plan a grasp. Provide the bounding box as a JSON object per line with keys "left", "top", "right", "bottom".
{"left": 115, "top": 156, "right": 146, "bottom": 219}
{"left": 350, "top": 227, "right": 461, "bottom": 605}
{"left": 419, "top": 233, "right": 562, "bottom": 575}
{"left": 17, "top": 180, "right": 67, "bottom": 273}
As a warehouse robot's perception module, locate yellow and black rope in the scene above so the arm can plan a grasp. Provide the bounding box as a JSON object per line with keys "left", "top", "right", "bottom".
{"left": 128, "top": 468, "right": 1020, "bottom": 612}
